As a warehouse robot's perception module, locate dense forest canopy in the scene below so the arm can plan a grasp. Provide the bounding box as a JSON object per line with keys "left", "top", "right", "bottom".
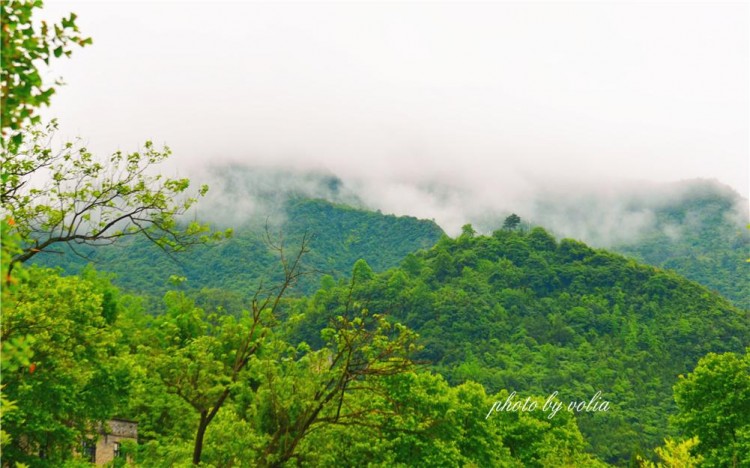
{"left": 32, "top": 196, "right": 445, "bottom": 300}
{"left": 610, "top": 180, "right": 749, "bottom": 309}
{"left": 286, "top": 226, "right": 749, "bottom": 464}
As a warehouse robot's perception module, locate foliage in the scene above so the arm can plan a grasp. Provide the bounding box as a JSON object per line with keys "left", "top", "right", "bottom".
{"left": 33, "top": 197, "right": 444, "bottom": 299}
{"left": 673, "top": 350, "right": 750, "bottom": 467}
{"left": 0, "top": 0, "right": 91, "bottom": 137}
{"left": 2, "top": 121, "right": 228, "bottom": 277}
{"left": 289, "top": 227, "right": 749, "bottom": 464}
{"left": 1, "top": 215, "right": 33, "bottom": 457}
{"left": 133, "top": 234, "right": 310, "bottom": 464}
{"left": 0, "top": 267, "right": 131, "bottom": 466}
{"left": 503, "top": 213, "right": 522, "bottom": 231}
{"left": 16, "top": 193, "right": 748, "bottom": 466}
{"left": 297, "top": 373, "right": 607, "bottom": 467}
{"left": 127, "top": 262, "right": 421, "bottom": 466}
{"left": 613, "top": 180, "right": 750, "bottom": 309}
{"left": 636, "top": 437, "right": 703, "bottom": 468}
{"left": 0, "top": 388, "right": 19, "bottom": 450}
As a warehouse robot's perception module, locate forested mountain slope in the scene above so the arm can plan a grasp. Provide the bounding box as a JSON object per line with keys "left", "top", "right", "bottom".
{"left": 37, "top": 173, "right": 748, "bottom": 311}
{"left": 288, "top": 226, "right": 750, "bottom": 464}
{"left": 525, "top": 179, "right": 749, "bottom": 309}
{"left": 34, "top": 197, "right": 444, "bottom": 298}
{"left": 611, "top": 181, "right": 749, "bottom": 309}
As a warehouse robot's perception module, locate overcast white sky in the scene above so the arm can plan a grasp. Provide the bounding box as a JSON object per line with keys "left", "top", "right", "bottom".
{"left": 42, "top": 1, "right": 749, "bottom": 231}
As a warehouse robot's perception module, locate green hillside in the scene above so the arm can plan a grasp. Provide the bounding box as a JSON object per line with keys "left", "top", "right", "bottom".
{"left": 522, "top": 179, "right": 749, "bottom": 309}
{"left": 33, "top": 197, "right": 445, "bottom": 299}
{"left": 611, "top": 181, "right": 749, "bottom": 309}
{"left": 289, "top": 225, "right": 750, "bottom": 464}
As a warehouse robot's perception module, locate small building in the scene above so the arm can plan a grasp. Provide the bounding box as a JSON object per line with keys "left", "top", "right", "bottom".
{"left": 82, "top": 418, "right": 138, "bottom": 465}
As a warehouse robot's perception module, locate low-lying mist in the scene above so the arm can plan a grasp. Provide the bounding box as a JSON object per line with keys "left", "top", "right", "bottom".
{"left": 189, "top": 163, "right": 749, "bottom": 249}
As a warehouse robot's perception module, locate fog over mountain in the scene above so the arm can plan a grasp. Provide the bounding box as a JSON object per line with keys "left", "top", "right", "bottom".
{"left": 41, "top": 1, "right": 748, "bottom": 230}
{"left": 193, "top": 164, "right": 748, "bottom": 248}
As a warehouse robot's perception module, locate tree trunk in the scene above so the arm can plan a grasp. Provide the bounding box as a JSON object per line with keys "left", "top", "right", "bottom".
{"left": 193, "top": 411, "right": 209, "bottom": 465}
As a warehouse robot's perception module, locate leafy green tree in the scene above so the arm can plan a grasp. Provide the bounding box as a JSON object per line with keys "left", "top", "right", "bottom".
{"left": 459, "top": 223, "right": 477, "bottom": 242}
{"left": 503, "top": 213, "right": 522, "bottom": 231}
{"left": 2, "top": 121, "right": 224, "bottom": 277}
{"left": 1, "top": 0, "right": 91, "bottom": 137}
{"left": 636, "top": 437, "right": 703, "bottom": 468}
{"left": 0, "top": 267, "right": 130, "bottom": 465}
{"left": 0, "top": 216, "right": 35, "bottom": 463}
{"left": 432, "top": 248, "right": 456, "bottom": 281}
{"left": 299, "top": 372, "right": 514, "bottom": 467}
{"left": 1, "top": 1, "right": 227, "bottom": 281}
{"left": 351, "top": 258, "right": 374, "bottom": 283}
{"left": 488, "top": 391, "right": 608, "bottom": 467}
{"left": 527, "top": 226, "right": 557, "bottom": 252}
{"left": 673, "top": 350, "right": 750, "bottom": 467}
{"left": 133, "top": 287, "right": 417, "bottom": 465}
{"left": 250, "top": 309, "right": 416, "bottom": 466}
{"left": 0, "top": 389, "right": 19, "bottom": 451}
{"left": 138, "top": 238, "right": 308, "bottom": 465}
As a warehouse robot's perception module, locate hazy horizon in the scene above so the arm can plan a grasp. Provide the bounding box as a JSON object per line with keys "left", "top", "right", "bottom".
{"left": 41, "top": 1, "right": 749, "bottom": 232}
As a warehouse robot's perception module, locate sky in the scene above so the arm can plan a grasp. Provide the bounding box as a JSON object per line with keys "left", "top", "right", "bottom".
{"left": 42, "top": 1, "right": 749, "bottom": 234}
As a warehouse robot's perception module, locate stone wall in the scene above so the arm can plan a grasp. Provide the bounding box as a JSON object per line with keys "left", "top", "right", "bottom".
{"left": 93, "top": 419, "right": 137, "bottom": 465}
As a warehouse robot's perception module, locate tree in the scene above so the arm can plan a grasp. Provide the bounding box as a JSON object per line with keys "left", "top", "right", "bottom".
{"left": 131, "top": 236, "right": 310, "bottom": 464}
{"left": 460, "top": 223, "right": 477, "bottom": 239}
{"left": 297, "top": 373, "right": 515, "bottom": 467}
{"left": 133, "top": 240, "right": 418, "bottom": 465}
{"left": 252, "top": 307, "right": 416, "bottom": 466}
{"left": 1, "top": 2, "right": 227, "bottom": 463}
{"left": 673, "top": 350, "right": 750, "bottom": 467}
{"left": 351, "top": 258, "right": 374, "bottom": 283}
{"left": 527, "top": 226, "right": 557, "bottom": 252}
{"left": 2, "top": 121, "right": 224, "bottom": 277}
{"left": 1, "top": 2, "right": 225, "bottom": 279}
{"left": 503, "top": 213, "right": 522, "bottom": 231}
{"left": 0, "top": 266, "right": 130, "bottom": 465}
{"left": 636, "top": 437, "right": 703, "bottom": 468}
{"left": 1, "top": 0, "right": 91, "bottom": 138}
